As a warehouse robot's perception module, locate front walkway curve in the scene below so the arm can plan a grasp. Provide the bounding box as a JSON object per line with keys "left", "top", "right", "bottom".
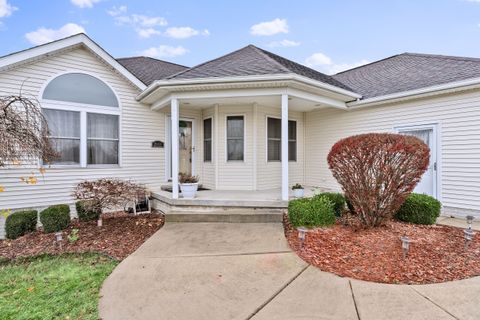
{"left": 99, "top": 223, "right": 480, "bottom": 320}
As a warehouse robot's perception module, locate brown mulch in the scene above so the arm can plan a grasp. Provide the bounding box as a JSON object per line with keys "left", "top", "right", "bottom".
{"left": 0, "top": 212, "right": 164, "bottom": 261}
{"left": 284, "top": 215, "right": 480, "bottom": 284}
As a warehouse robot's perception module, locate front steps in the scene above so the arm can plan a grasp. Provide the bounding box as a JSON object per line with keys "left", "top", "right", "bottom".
{"left": 164, "top": 209, "right": 284, "bottom": 223}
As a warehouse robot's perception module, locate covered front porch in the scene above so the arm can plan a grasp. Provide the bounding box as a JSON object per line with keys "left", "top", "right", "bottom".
{"left": 137, "top": 73, "right": 361, "bottom": 204}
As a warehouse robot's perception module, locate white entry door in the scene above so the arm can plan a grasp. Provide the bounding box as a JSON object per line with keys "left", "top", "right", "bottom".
{"left": 166, "top": 117, "right": 195, "bottom": 180}
{"left": 397, "top": 125, "right": 437, "bottom": 198}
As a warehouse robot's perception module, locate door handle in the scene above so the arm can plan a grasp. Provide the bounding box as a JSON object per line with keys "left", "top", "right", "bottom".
{"left": 433, "top": 162, "right": 437, "bottom": 171}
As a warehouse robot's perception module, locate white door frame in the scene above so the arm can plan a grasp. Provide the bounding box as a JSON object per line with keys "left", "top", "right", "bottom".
{"left": 394, "top": 123, "right": 439, "bottom": 199}
{"left": 165, "top": 116, "right": 196, "bottom": 181}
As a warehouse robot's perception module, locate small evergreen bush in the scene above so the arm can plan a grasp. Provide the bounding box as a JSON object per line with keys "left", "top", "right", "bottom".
{"left": 315, "top": 192, "right": 346, "bottom": 217}
{"left": 40, "top": 204, "right": 71, "bottom": 233}
{"left": 5, "top": 210, "right": 38, "bottom": 239}
{"left": 75, "top": 200, "right": 100, "bottom": 221}
{"left": 288, "top": 196, "right": 336, "bottom": 228}
{"left": 395, "top": 193, "right": 441, "bottom": 225}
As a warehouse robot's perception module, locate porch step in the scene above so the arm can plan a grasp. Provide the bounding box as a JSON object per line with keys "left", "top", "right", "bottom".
{"left": 165, "top": 210, "right": 284, "bottom": 223}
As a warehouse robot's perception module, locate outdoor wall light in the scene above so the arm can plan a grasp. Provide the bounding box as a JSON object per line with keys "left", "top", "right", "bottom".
{"left": 466, "top": 215, "right": 475, "bottom": 230}
{"left": 297, "top": 227, "right": 307, "bottom": 247}
{"left": 464, "top": 228, "right": 475, "bottom": 248}
{"left": 401, "top": 236, "right": 410, "bottom": 258}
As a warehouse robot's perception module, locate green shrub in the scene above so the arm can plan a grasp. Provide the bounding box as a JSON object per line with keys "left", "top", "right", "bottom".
{"left": 288, "top": 196, "right": 336, "bottom": 228}
{"left": 40, "top": 204, "right": 71, "bottom": 233}
{"left": 395, "top": 193, "right": 441, "bottom": 225}
{"left": 5, "top": 210, "right": 38, "bottom": 239}
{"left": 315, "top": 192, "right": 346, "bottom": 217}
{"left": 75, "top": 200, "right": 100, "bottom": 221}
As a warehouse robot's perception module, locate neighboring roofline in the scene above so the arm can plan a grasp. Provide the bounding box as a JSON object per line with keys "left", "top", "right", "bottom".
{"left": 116, "top": 55, "right": 189, "bottom": 69}
{"left": 0, "top": 33, "right": 146, "bottom": 90}
{"left": 137, "top": 73, "right": 362, "bottom": 102}
{"left": 347, "top": 76, "right": 480, "bottom": 108}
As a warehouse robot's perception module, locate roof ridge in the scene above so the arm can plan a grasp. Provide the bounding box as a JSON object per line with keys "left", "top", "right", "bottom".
{"left": 334, "top": 53, "right": 404, "bottom": 75}
{"left": 167, "top": 44, "right": 259, "bottom": 79}
{"left": 116, "top": 56, "right": 189, "bottom": 69}
{"left": 247, "top": 45, "right": 291, "bottom": 73}
{"left": 401, "top": 52, "right": 480, "bottom": 62}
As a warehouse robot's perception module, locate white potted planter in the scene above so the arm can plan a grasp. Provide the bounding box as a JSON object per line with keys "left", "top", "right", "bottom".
{"left": 179, "top": 173, "right": 200, "bottom": 199}
{"left": 292, "top": 183, "right": 305, "bottom": 198}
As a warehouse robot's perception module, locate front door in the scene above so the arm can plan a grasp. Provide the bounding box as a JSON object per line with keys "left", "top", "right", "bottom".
{"left": 397, "top": 125, "right": 437, "bottom": 198}
{"left": 179, "top": 120, "right": 193, "bottom": 175}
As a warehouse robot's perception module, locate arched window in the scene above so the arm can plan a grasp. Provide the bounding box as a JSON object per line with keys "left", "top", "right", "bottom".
{"left": 42, "top": 73, "right": 120, "bottom": 167}
{"left": 42, "top": 73, "right": 119, "bottom": 107}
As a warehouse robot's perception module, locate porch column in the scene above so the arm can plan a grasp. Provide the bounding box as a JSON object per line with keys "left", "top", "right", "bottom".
{"left": 171, "top": 98, "right": 179, "bottom": 199}
{"left": 281, "top": 94, "right": 289, "bottom": 201}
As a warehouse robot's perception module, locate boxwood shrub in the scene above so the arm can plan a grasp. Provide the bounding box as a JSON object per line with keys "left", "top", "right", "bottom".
{"left": 40, "top": 204, "right": 71, "bottom": 233}
{"left": 315, "top": 192, "right": 346, "bottom": 217}
{"left": 75, "top": 200, "right": 100, "bottom": 221}
{"left": 5, "top": 210, "right": 38, "bottom": 239}
{"left": 288, "top": 195, "right": 336, "bottom": 228}
{"left": 395, "top": 193, "right": 441, "bottom": 225}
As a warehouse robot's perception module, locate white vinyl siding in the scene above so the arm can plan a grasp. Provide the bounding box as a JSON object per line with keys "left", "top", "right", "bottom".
{"left": 0, "top": 48, "right": 165, "bottom": 211}
{"left": 305, "top": 90, "right": 480, "bottom": 215}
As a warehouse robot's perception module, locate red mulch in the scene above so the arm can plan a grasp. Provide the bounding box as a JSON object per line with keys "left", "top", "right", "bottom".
{"left": 284, "top": 215, "right": 480, "bottom": 284}
{"left": 0, "top": 213, "right": 164, "bottom": 261}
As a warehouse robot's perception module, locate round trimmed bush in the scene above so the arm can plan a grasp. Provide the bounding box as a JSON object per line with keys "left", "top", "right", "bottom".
{"left": 5, "top": 210, "right": 38, "bottom": 239}
{"left": 75, "top": 200, "right": 100, "bottom": 221}
{"left": 395, "top": 193, "right": 441, "bottom": 225}
{"left": 315, "top": 192, "right": 346, "bottom": 217}
{"left": 288, "top": 196, "right": 336, "bottom": 228}
{"left": 40, "top": 204, "right": 71, "bottom": 233}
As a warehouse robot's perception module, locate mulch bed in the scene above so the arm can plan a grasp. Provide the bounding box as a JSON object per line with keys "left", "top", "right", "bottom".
{"left": 0, "top": 212, "right": 164, "bottom": 261}
{"left": 284, "top": 215, "right": 480, "bottom": 284}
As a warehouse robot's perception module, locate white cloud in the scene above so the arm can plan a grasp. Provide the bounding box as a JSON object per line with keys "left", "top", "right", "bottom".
{"left": 108, "top": 6, "right": 167, "bottom": 38}
{"left": 25, "top": 23, "right": 85, "bottom": 45}
{"left": 250, "top": 18, "right": 288, "bottom": 36}
{"left": 305, "top": 52, "right": 369, "bottom": 74}
{"left": 0, "top": 0, "right": 17, "bottom": 18}
{"left": 140, "top": 45, "right": 188, "bottom": 58}
{"left": 267, "top": 39, "right": 300, "bottom": 48}
{"left": 71, "top": 0, "right": 101, "bottom": 8}
{"left": 164, "top": 27, "right": 209, "bottom": 39}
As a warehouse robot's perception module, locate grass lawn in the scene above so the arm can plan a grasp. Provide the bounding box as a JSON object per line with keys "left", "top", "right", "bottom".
{"left": 0, "top": 253, "right": 118, "bottom": 320}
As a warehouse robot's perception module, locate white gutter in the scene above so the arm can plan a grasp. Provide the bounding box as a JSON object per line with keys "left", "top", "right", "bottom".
{"left": 136, "top": 73, "right": 361, "bottom": 101}
{"left": 347, "top": 77, "right": 480, "bottom": 108}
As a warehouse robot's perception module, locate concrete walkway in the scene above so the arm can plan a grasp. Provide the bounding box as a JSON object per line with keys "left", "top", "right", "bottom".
{"left": 100, "top": 223, "right": 480, "bottom": 320}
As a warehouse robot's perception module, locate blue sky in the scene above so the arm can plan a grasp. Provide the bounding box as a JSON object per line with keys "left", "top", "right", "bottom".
{"left": 1, "top": 0, "right": 480, "bottom": 74}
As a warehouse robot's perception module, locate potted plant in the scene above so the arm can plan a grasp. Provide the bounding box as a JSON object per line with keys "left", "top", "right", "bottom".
{"left": 179, "top": 173, "right": 199, "bottom": 199}
{"left": 292, "top": 183, "right": 304, "bottom": 198}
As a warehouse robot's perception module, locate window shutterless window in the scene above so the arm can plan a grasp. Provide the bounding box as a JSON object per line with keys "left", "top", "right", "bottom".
{"left": 203, "top": 118, "right": 212, "bottom": 162}
{"left": 87, "top": 113, "right": 119, "bottom": 165}
{"left": 43, "top": 109, "right": 81, "bottom": 165}
{"left": 267, "top": 117, "right": 296, "bottom": 161}
{"left": 226, "top": 116, "right": 244, "bottom": 161}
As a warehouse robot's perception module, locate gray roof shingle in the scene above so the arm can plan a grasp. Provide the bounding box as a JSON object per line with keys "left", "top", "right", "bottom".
{"left": 117, "top": 56, "right": 188, "bottom": 85}
{"left": 333, "top": 53, "right": 480, "bottom": 99}
{"left": 168, "top": 45, "right": 354, "bottom": 92}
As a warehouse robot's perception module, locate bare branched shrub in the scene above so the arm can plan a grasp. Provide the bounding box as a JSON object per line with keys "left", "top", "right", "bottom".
{"left": 0, "top": 95, "right": 57, "bottom": 166}
{"left": 327, "top": 133, "right": 430, "bottom": 228}
{"left": 73, "top": 178, "right": 147, "bottom": 214}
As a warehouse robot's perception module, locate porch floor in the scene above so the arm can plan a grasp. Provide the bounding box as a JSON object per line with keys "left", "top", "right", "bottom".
{"left": 152, "top": 186, "right": 319, "bottom": 209}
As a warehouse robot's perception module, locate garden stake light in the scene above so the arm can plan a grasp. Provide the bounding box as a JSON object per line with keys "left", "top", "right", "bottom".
{"left": 297, "top": 227, "right": 307, "bottom": 248}
{"left": 464, "top": 228, "right": 474, "bottom": 249}
{"left": 401, "top": 236, "right": 410, "bottom": 259}
{"left": 466, "top": 215, "right": 475, "bottom": 230}
{"left": 55, "top": 232, "right": 63, "bottom": 242}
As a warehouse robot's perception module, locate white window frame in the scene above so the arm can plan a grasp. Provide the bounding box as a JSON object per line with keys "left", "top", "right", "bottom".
{"left": 394, "top": 122, "right": 440, "bottom": 200}
{"left": 225, "top": 114, "right": 246, "bottom": 163}
{"left": 40, "top": 71, "right": 122, "bottom": 168}
{"left": 203, "top": 116, "right": 213, "bottom": 163}
{"left": 265, "top": 116, "right": 297, "bottom": 163}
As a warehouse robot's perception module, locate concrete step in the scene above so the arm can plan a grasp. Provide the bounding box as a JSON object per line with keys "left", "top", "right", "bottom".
{"left": 165, "top": 210, "right": 284, "bottom": 223}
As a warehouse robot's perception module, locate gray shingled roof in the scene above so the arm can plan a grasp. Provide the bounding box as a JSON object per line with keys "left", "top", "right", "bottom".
{"left": 333, "top": 53, "right": 480, "bottom": 99}
{"left": 117, "top": 56, "right": 188, "bottom": 85}
{"left": 168, "top": 45, "right": 353, "bottom": 92}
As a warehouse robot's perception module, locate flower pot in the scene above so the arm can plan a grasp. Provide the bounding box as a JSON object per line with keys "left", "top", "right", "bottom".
{"left": 293, "top": 188, "right": 304, "bottom": 198}
{"left": 180, "top": 183, "right": 199, "bottom": 199}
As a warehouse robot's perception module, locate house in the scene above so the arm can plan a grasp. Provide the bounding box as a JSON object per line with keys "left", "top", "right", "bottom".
{"left": 1, "top": 33, "right": 479, "bottom": 235}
